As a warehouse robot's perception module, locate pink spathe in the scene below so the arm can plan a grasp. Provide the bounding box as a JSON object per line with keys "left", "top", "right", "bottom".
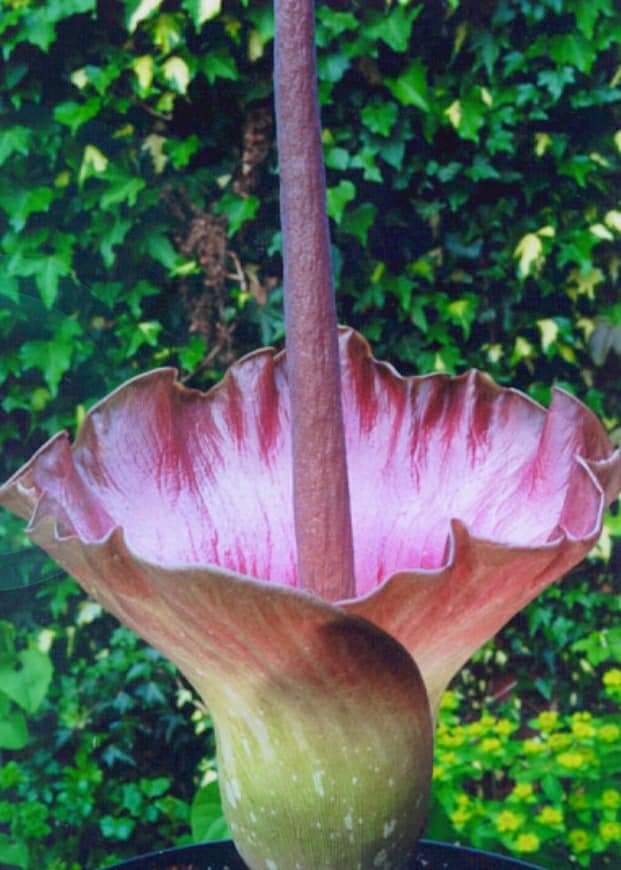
{"left": 2, "top": 327, "right": 619, "bottom": 711}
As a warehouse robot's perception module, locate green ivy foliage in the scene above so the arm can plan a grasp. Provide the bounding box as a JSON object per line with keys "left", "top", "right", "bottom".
{"left": 1, "top": 0, "right": 621, "bottom": 867}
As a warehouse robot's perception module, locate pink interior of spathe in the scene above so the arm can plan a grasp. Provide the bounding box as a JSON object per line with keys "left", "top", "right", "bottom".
{"left": 25, "top": 333, "right": 611, "bottom": 599}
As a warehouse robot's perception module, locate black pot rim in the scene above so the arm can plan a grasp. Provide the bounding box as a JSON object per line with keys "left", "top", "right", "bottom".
{"left": 102, "top": 838, "right": 544, "bottom": 869}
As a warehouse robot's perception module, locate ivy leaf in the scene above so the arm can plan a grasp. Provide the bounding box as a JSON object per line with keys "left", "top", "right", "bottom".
{"left": 361, "top": 100, "right": 397, "bottom": 137}
{"left": 99, "top": 215, "right": 131, "bottom": 268}
{"left": 386, "top": 60, "right": 429, "bottom": 112}
{"left": 133, "top": 55, "right": 154, "bottom": 91}
{"left": 514, "top": 233, "right": 543, "bottom": 278}
{"left": 549, "top": 33, "right": 597, "bottom": 74}
{"left": 367, "top": 4, "right": 423, "bottom": 53}
{"left": 125, "top": 0, "right": 164, "bottom": 33}
{"left": 0, "top": 650, "right": 53, "bottom": 715}
{"left": 537, "top": 67, "right": 575, "bottom": 100}
{"left": 317, "top": 52, "right": 350, "bottom": 84}
{"left": 100, "top": 174, "right": 146, "bottom": 209}
{"left": 341, "top": 203, "right": 377, "bottom": 245}
{"left": 326, "top": 180, "right": 356, "bottom": 224}
{"left": 0, "top": 709, "right": 28, "bottom": 750}
{"left": 100, "top": 815, "right": 136, "bottom": 841}
{"left": 53, "top": 98, "right": 101, "bottom": 133}
{"left": 201, "top": 48, "right": 238, "bottom": 84}
{"left": 163, "top": 56, "right": 191, "bottom": 94}
{"left": 0, "top": 276, "right": 19, "bottom": 304}
{"left": 182, "top": 0, "right": 221, "bottom": 29}
{"left": 0, "top": 126, "right": 30, "bottom": 167}
{"left": 20, "top": 319, "right": 82, "bottom": 396}
{"left": 574, "top": 0, "right": 613, "bottom": 39}
{"left": 35, "top": 255, "right": 72, "bottom": 309}
{"left": 78, "top": 144, "right": 108, "bottom": 186}
{"left": 445, "top": 90, "right": 486, "bottom": 142}
{"left": 214, "top": 191, "right": 259, "bottom": 236}
{"left": 0, "top": 186, "right": 55, "bottom": 232}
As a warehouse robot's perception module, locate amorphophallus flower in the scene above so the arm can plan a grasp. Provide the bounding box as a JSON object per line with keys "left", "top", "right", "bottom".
{"left": 2, "top": 2, "right": 621, "bottom": 869}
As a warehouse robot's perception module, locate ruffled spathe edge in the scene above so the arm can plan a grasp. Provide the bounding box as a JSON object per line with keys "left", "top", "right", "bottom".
{"left": 1, "top": 328, "right": 619, "bottom": 713}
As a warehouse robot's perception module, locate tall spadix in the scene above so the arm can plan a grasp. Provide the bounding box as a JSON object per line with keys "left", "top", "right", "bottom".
{"left": 274, "top": 0, "right": 356, "bottom": 601}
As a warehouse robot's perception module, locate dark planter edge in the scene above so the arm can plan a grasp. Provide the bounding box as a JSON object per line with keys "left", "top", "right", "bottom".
{"left": 102, "top": 838, "right": 545, "bottom": 869}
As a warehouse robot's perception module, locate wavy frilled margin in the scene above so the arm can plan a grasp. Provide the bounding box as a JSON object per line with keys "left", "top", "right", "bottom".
{"left": 1, "top": 328, "right": 620, "bottom": 867}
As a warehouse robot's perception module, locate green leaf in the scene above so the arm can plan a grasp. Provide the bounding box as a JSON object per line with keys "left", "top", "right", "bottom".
{"left": 53, "top": 98, "right": 101, "bottom": 133}
{"left": 163, "top": 56, "right": 191, "bottom": 94}
{"left": 125, "top": 321, "right": 162, "bottom": 356}
{"left": 201, "top": 48, "right": 238, "bottom": 85}
{"left": 214, "top": 191, "right": 259, "bottom": 235}
{"left": 191, "top": 781, "right": 229, "bottom": 842}
{"left": 325, "top": 147, "right": 350, "bottom": 171}
{"left": 361, "top": 100, "right": 398, "bottom": 137}
{"left": 125, "top": 0, "right": 163, "bottom": 32}
{"left": 140, "top": 776, "right": 171, "bottom": 798}
{"left": 0, "top": 834, "right": 28, "bottom": 869}
{"left": 574, "top": 0, "right": 613, "bottom": 39}
{"left": 317, "top": 53, "right": 350, "bottom": 84}
{"left": 0, "top": 709, "right": 28, "bottom": 750}
{"left": 182, "top": 0, "right": 221, "bottom": 29}
{"left": 100, "top": 815, "right": 136, "bottom": 841}
{"left": 0, "top": 649, "right": 53, "bottom": 715}
{"left": 326, "top": 180, "right": 356, "bottom": 224}
{"left": 367, "top": 4, "right": 423, "bottom": 53}
{"left": 20, "top": 319, "right": 82, "bottom": 396}
{"left": 100, "top": 175, "right": 146, "bottom": 209}
{"left": 179, "top": 335, "right": 207, "bottom": 371}
{"left": 0, "top": 276, "right": 19, "bottom": 304}
{"left": 341, "top": 202, "right": 377, "bottom": 245}
{"left": 0, "top": 186, "right": 55, "bottom": 233}
{"left": 386, "top": 60, "right": 429, "bottom": 111}
{"left": 549, "top": 33, "right": 597, "bottom": 74}
{"left": 35, "top": 255, "right": 72, "bottom": 309}
{"left": 445, "top": 90, "right": 486, "bottom": 142}
{"left": 0, "top": 126, "right": 30, "bottom": 167}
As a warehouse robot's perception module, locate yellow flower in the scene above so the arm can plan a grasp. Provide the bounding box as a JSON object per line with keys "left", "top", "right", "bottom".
{"left": 440, "top": 751, "right": 457, "bottom": 765}
{"left": 548, "top": 732, "right": 572, "bottom": 750}
{"left": 601, "top": 789, "right": 621, "bottom": 809}
{"left": 440, "top": 691, "right": 460, "bottom": 712}
{"left": 568, "top": 829, "right": 590, "bottom": 853}
{"left": 536, "top": 711, "right": 559, "bottom": 731}
{"left": 438, "top": 728, "right": 465, "bottom": 748}
{"left": 514, "top": 832, "right": 540, "bottom": 853}
{"left": 495, "top": 718, "right": 515, "bottom": 737}
{"left": 603, "top": 669, "right": 621, "bottom": 688}
{"left": 450, "top": 807, "right": 472, "bottom": 828}
{"left": 433, "top": 764, "right": 445, "bottom": 780}
{"left": 456, "top": 793, "right": 471, "bottom": 806}
{"left": 512, "top": 783, "right": 534, "bottom": 800}
{"left": 537, "top": 806, "right": 562, "bottom": 825}
{"left": 557, "top": 751, "right": 585, "bottom": 769}
{"left": 481, "top": 737, "right": 501, "bottom": 753}
{"left": 598, "top": 724, "right": 620, "bottom": 744}
{"left": 599, "top": 821, "right": 621, "bottom": 843}
{"left": 571, "top": 711, "right": 592, "bottom": 723}
{"left": 572, "top": 720, "right": 595, "bottom": 739}
{"left": 523, "top": 739, "right": 545, "bottom": 755}
{"left": 468, "top": 721, "right": 484, "bottom": 737}
{"left": 496, "top": 810, "right": 522, "bottom": 832}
